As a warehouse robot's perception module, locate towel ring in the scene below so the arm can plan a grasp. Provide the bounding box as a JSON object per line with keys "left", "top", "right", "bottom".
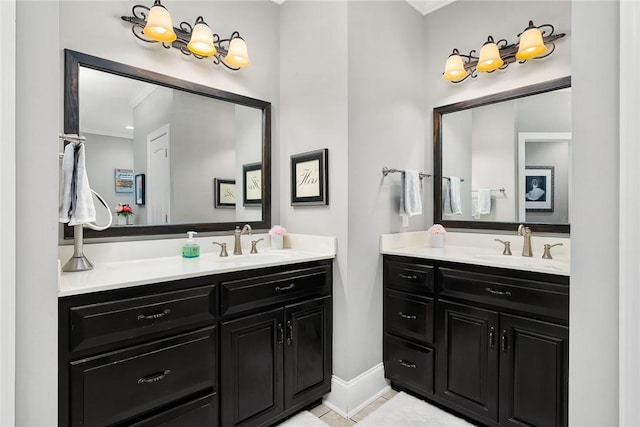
{"left": 83, "top": 189, "right": 113, "bottom": 231}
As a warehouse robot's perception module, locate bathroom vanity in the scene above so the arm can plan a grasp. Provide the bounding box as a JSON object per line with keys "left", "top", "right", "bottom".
{"left": 58, "top": 239, "right": 335, "bottom": 427}
{"left": 381, "top": 232, "right": 569, "bottom": 427}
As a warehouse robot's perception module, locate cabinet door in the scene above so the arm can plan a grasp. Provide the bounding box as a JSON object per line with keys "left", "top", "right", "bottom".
{"left": 436, "top": 300, "right": 499, "bottom": 422}
{"left": 499, "top": 314, "right": 568, "bottom": 427}
{"left": 220, "top": 308, "right": 284, "bottom": 427}
{"left": 284, "top": 297, "right": 332, "bottom": 410}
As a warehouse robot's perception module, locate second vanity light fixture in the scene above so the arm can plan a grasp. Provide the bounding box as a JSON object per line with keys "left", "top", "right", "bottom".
{"left": 443, "top": 21, "right": 565, "bottom": 83}
{"left": 121, "top": 0, "right": 250, "bottom": 70}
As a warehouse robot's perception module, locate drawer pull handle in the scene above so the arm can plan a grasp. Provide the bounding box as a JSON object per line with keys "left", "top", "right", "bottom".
{"left": 137, "top": 309, "right": 171, "bottom": 321}
{"left": 398, "top": 359, "right": 416, "bottom": 369}
{"left": 399, "top": 273, "right": 418, "bottom": 280}
{"left": 398, "top": 312, "right": 417, "bottom": 320}
{"left": 485, "top": 287, "right": 512, "bottom": 297}
{"left": 138, "top": 370, "right": 171, "bottom": 385}
{"left": 275, "top": 283, "right": 296, "bottom": 292}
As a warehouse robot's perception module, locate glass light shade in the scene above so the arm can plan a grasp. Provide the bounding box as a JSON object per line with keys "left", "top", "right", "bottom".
{"left": 516, "top": 26, "right": 548, "bottom": 60}
{"left": 187, "top": 18, "right": 217, "bottom": 57}
{"left": 223, "top": 37, "right": 250, "bottom": 68}
{"left": 443, "top": 54, "right": 467, "bottom": 81}
{"left": 476, "top": 39, "right": 503, "bottom": 72}
{"left": 143, "top": 2, "right": 176, "bottom": 43}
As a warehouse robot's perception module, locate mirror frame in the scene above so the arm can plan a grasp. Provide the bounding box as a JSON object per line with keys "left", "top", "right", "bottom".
{"left": 63, "top": 49, "right": 271, "bottom": 240}
{"left": 433, "top": 76, "right": 571, "bottom": 233}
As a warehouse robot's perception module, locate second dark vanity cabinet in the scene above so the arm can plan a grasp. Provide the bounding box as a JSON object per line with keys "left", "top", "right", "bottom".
{"left": 383, "top": 255, "right": 569, "bottom": 427}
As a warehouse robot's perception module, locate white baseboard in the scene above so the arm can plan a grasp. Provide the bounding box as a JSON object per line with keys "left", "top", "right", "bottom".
{"left": 322, "top": 363, "right": 390, "bottom": 419}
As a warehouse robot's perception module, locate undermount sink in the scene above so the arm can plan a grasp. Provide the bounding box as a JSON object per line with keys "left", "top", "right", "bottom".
{"left": 473, "top": 254, "right": 567, "bottom": 272}
{"left": 212, "top": 252, "right": 294, "bottom": 263}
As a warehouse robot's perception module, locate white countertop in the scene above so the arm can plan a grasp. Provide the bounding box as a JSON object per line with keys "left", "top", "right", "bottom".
{"left": 380, "top": 231, "right": 570, "bottom": 276}
{"left": 58, "top": 234, "right": 336, "bottom": 297}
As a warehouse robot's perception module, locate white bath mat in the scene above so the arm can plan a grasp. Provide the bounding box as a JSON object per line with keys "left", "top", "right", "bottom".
{"left": 276, "top": 410, "right": 330, "bottom": 427}
{"left": 357, "top": 392, "right": 475, "bottom": 427}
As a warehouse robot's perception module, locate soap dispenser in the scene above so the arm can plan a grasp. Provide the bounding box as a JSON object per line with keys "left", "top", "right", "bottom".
{"left": 182, "top": 231, "right": 200, "bottom": 258}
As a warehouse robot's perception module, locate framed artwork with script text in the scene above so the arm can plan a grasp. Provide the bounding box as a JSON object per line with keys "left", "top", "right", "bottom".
{"left": 243, "top": 162, "right": 262, "bottom": 206}
{"left": 214, "top": 178, "right": 236, "bottom": 208}
{"left": 291, "top": 148, "right": 328, "bottom": 206}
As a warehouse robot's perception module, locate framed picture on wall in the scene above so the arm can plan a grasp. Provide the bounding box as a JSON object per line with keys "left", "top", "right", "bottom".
{"left": 135, "top": 174, "right": 145, "bottom": 205}
{"left": 214, "top": 178, "right": 236, "bottom": 208}
{"left": 243, "top": 162, "right": 262, "bottom": 206}
{"left": 291, "top": 148, "right": 328, "bottom": 206}
{"left": 525, "top": 166, "right": 554, "bottom": 212}
{"left": 115, "top": 168, "right": 134, "bottom": 194}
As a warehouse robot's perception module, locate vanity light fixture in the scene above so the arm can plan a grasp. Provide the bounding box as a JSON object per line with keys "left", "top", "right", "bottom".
{"left": 442, "top": 20, "right": 564, "bottom": 83}
{"left": 121, "top": 0, "right": 250, "bottom": 70}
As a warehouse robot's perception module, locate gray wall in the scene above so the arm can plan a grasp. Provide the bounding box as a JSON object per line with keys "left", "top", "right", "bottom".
{"left": 525, "top": 140, "right": 569, "bottom": 224}
{"left": 571, "top": 1, "right": 619, "bottom": 425}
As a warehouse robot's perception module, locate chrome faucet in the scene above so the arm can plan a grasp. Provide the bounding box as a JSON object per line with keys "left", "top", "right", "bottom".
{"left": 518, "top": 224, "right": 533, "bottom": 257}
{"left": 233, "top": 224, "right": 252, "bottom": 255}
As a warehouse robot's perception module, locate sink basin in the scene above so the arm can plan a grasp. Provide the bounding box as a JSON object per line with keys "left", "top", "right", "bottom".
{"left": 473, "top": 254, "right": 568, "bottom": 272}
{"left": 211, "top": 252, "right": 294, "bottom": 263}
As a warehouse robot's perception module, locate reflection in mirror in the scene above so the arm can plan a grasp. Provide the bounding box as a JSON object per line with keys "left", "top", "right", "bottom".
{"left": 64, "top": 49, "right": 271, "bottom": 240}
{"left": 434, "top": 76, "right": 571, "bottom": 233}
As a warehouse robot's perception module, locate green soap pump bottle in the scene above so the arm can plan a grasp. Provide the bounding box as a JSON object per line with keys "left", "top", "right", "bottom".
{"left": 182, "top": 231, "right": 200, "bottom": 258}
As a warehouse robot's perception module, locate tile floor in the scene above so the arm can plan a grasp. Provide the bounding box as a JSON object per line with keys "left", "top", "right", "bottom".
{"left": 309, "top": 389, "right": 399, "bottom": 427}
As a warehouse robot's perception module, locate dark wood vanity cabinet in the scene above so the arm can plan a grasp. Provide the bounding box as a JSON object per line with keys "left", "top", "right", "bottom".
{"left": 383, "top": 255, "right": 569, "bottom": 427}
{"left": 59, "top": 260, "right": 332, "bottom": 427}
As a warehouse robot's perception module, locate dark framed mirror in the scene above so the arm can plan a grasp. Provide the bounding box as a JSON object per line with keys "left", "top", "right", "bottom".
{"left": 63, "top": 49, "right": 271, "bottom": 240}
{"left": 434, "top": 76, "right": 571, "bottom": 233}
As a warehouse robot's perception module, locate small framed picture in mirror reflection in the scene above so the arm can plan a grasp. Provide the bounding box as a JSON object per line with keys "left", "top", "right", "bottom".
{"left": 135, "top": 174, "right": 145, "bottom": 205}
{"left": 115, "top": 168, "right": 134, "bottom": 194}
{"left": 243, "top": 162, "right": 262, "bottom": 206}
{"left": 214, "top": 178, "right": 236, "bottom": 208}
{"left": 525, "top": 166, "right": 554, "bottom": 212}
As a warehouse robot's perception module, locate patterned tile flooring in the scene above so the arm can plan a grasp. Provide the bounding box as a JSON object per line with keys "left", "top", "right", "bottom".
{"left": 309, "top": 389, "right": 399, "bottom": 427}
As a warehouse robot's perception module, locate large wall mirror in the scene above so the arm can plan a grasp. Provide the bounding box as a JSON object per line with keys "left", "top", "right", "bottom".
{"left": 63, "top": 49, "right": 271, "bottom": 240}
{"left": 434, "top": 76, "right": 571, "bottom": 233}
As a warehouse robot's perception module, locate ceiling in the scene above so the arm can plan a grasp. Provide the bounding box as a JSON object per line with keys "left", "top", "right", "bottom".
{"left": 270, "top": 0, "right": 456, "bottom": 16}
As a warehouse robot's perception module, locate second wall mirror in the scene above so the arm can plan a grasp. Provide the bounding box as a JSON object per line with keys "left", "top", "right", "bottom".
{"left": 434, "top": 76, "right": 571, "bottom": 233}
{"left": 63, "top": 49, "right": 272, "bottom": 240}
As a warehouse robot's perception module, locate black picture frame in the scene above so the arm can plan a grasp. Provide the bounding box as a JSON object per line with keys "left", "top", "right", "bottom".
{"left": 525, "top": 166, "right": 554, "bottom": 212}
{"left": 135, "top": 174, "right": 145, "bottom": 205}
{"left": 291, "top": 148, "right": 329, "bottom": 206}
{"left": 214, "top": 178, "right": 236, "bottom": 208}
{"left": 243, "top": 162, "right": 262, "bottom": 206}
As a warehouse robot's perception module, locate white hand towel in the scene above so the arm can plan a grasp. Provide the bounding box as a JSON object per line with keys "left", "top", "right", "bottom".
{"left": 400, "top": 169, "right": 422, "bottom": 217}
{"left": 448, "top": 176, "right": 463, "bottom": 215}
{"left": 442, "top": 178, "right": 452, "bottom": 215}
{"left": 59, "top": 142, "right": 96, "bottom": 225}
{"left": 475, "top": 188, "right": 491, "bottom": 216}
{"left": 58, "top": 142, "right": 75, "bottom": 223}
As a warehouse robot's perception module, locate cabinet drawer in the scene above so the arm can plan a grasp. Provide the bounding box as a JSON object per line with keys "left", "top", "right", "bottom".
{"left": 221, "top": 265, "right": 330, "bottom": 315}
{"left": 384, "top": 334, "right": 434, "bottom": 396}
{"left": 385, "top": 290, "right": 434, "bottom": 344}
{"left": 129, "top": 392, "right": 217, "bottom": 427}
{"left": 439, "top": 268, "right": 568, "bottom": 322}
{"left": 70, "top": 327, "right": 216, "bottom": 427}
{"left": 384, "top": 259, "right": 434, "bottom": 295}
{"left": 68, "top": 285, "right": 216, "bottom": 353}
